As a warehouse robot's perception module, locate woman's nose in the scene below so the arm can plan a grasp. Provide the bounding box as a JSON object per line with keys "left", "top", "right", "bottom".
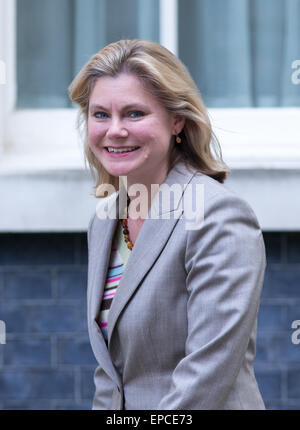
{"left": 106, "top": 118, "right": 128, "bottom": 139}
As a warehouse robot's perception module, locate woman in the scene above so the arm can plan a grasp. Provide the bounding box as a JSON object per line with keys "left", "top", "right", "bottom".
{"left": 69, "top": 39, "right": 266, "bottom": 410}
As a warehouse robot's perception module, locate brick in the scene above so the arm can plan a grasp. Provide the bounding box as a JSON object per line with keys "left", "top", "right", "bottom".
{"left": 53, "top": 400, "right": 91, "bottom": 410}
{"left": 1, "top": 303, "right": 87, "bottom": 333}
{"left": 284, "top": 306, "right": 300, "bottom": 327}
{"left": 254, "top": 369, "right": 281, "bottom": 399}
{"left": 81, "top": 369, "right": 96, "bottom": 399}
{"left": 4, "top": 339, "right": 51, "bottom": 366}
{"left": 255, "top": 334, "right": 270, "bottom": 363}
{"left": 287, "top": 233, "right": 300, "bottom": 263}
{"left": 270, "top": 333, "right": 300, "bottom": 364}
{"left": 261, "top": 267, "right": 300, "bottom": 299}
{"left": 287, "top": 368, "right": 300, "bottom": 398}
{"left": 276, "top": 402, "right": 300, "bottom": 410}
{"left": 0, "top": 234, "right": 76, "bottom": 265}
{"left": 2, "top": 399, "right": 54, "bottom": 410}
{"left": 0, "top": 272, "right": 4, "bottom": 298}
{"left": 3, "top": 270, "right": 52, "bottom": 299}
{"left": 263, "top": 400, "right": 300, "bottom": 410}
{"left": 56, "top": 268, "right": 87, "bottom": 299}
{"left": 257, "top": 304, "right": 286, "bottom": 331}
{"left": 262, "top": 400, "right": 279, "bottom": 410}
{"left": 57, "top": 338, "right": 96, "bottom": 365}
{"left": 0, "top": 370, "right": 74, "bottom": 399}
{"left": 263, "top": 233, "right": 281, "bottom": 263}
{"left": 79, "top": 235, "right": 88, "bottom": 264}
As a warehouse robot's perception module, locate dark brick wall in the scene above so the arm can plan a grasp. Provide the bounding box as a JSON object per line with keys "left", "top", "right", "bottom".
{"left": 255, "top": 233, "right": 300, "bottom": 410}
{"left": 0, "top": 232, "right": 299, "bottom": 410}
{"left": 0, "top": 233, "right": 96, "bottom": 410}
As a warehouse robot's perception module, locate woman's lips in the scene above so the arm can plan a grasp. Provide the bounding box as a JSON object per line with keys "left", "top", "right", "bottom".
{"left": 105, "top": 147, "right": 140, "bottom": 158}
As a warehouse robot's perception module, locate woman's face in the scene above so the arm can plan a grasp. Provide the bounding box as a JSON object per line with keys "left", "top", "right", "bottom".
{"left": 87, "top": 73, "right": 184, "bottom": 184}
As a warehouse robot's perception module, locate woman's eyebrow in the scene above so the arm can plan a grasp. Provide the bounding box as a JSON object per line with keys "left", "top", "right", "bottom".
{"left": 122, "top": 103, "right": 147, "bottom": 110}
{"left": 89, "top": 104, "right": 107, "bottom": 112}
{"left": 89, "top": 103, "right": 148, "bottom": 112}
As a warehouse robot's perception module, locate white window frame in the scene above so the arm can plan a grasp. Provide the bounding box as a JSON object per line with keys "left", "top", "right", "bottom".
{"left": 1, "top": 0, "right": 300, "bottom": 175}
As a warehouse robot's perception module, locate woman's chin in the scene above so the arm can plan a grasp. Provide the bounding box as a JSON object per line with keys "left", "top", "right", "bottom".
{"left": 104, "top": 163, "right": 139, "bottom": 179}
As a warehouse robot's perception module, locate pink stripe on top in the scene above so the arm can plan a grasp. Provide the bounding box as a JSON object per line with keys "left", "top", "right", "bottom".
{"left": 103, "top": 292, "right": 115, "bottom": 299}
{"left": 97, "top": 221, "right": 130, "bottom": 344}
{"left": 107, "top": 276, "right": 122, "bottom": 283}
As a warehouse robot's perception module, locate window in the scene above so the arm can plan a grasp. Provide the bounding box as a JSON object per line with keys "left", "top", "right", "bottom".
{"left": 17, "top": 0, "right": 300, "bottom": 109}
{"left": 179, "top": 0, "right": 300, "bottom": 107}
{"left": 17, "top": 0, "right": 159, "bottom": 108}
{"left": 1, "top": 0, "right": 300, "bottom": 173}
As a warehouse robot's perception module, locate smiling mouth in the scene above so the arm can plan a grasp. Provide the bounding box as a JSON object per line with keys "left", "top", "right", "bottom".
{"left": 106, "top": 146, "right": 140, "bottom": 154}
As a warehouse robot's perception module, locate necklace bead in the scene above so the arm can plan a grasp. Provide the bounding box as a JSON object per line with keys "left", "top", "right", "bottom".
{"left": 121, "top": 196, "right": 134, "bottom": 251}
{"left": 121, "top": 217, "right": 134, "bottom": 251}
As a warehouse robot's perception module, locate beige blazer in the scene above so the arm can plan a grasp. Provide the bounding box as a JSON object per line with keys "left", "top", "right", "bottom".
{"left": 87, "top": 160, "right": 266, "bottom": 410}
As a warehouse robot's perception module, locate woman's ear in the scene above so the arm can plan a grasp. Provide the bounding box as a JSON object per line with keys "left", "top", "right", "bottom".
{"left": 173, "top": 115, "right": 186, "bottom": 134}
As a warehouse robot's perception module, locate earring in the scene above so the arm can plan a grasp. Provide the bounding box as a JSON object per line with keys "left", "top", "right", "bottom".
{"left": 176, "top": 134, "right": 182, "bottom": 144}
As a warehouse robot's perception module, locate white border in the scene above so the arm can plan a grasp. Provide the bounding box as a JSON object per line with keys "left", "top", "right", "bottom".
{"left": 0, "top": 0, "right": 13, "bottom": 155}
{"left": 0, "top": 0, "right": 4, "bottom": 155}
{"left": 0, "top": 0, "right": 16, "bottom": 115}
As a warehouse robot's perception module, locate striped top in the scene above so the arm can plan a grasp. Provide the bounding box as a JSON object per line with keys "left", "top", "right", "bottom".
{"left": 98, "top": 220, "right": 131, "bottom": 344}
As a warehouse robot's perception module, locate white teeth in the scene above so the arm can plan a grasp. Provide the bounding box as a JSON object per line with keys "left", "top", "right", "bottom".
{"left": 107, "top": 147, "right": 139, "bottom": 153}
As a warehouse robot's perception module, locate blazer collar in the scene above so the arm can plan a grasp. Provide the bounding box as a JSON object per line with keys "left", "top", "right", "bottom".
{"left": 88, "top": 160, "right": 196, "bottom": 367}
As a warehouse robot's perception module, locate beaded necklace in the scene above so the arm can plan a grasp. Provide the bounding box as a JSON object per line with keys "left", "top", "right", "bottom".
{"left": 121, "top": 196, "right": 134, "bottom": 251}
{"left": 121, "top": 217, "right": 133, "bottom": 251}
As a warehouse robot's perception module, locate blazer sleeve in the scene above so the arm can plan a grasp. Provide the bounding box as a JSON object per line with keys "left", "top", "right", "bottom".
{"left": 157, "top": 192, "right": 266, "bottom": 410}
{"left": 87, "top": 213, "right": 114, "bottom": 410}
{"left": 92, "top": 365, "right": 115, "bottom": 409}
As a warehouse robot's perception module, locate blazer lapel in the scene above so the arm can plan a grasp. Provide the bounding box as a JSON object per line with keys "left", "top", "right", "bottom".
{"left": 88, "top": 191, "right": 121, "bottom": 384}
{"left": 107, "top": 161, "right": 196, "bottom": 348}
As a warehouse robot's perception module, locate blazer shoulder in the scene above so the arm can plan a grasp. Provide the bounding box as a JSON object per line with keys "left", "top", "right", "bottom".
{"left": 87, "top": 211, "right": 97, "bottom": 248}
{"left": 88, "top": 211, "right": 96, "bottom": 229}
{"left": 189, "top": 171, "right": 234, "bottom": 200}
{"left": 188, "top": 171, "right": 262, "bottom": 230}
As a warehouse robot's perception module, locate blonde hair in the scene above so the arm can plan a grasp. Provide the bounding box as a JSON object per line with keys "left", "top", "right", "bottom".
{"left": 68, "top": 39, "right": 230, "bottom": 196}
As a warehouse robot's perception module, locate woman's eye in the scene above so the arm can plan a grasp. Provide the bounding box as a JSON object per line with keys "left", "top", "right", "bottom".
{"left": 129, "top": 111, "right": 144, "bottom": 119}
{"left": 94, "top": 112, "right": 108, "bottom": 119}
